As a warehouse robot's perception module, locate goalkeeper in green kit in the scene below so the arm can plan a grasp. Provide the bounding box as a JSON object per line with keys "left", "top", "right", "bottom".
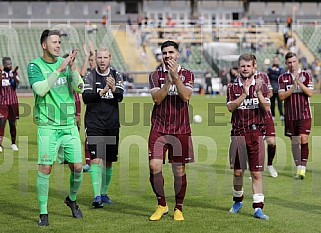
{"left": 27, "top": 29, "right": 84, "bottom": 227}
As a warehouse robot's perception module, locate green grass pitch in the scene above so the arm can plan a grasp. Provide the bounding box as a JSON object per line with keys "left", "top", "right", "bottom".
{"left": 1, "top": 94, "right": 321, "bottom": 232}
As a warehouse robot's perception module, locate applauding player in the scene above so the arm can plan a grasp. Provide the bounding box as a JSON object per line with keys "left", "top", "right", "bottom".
{"left": 278, "top": 52, "right": 313, "bottom": 179}
{"left": 227, "top": 53, "right": 270, "bottom": 220}
{"left": 28, "top": 29, "right": 84, "bottom": 226}
{"left": 148, "top": 41, "right": 194, "bottom": 221}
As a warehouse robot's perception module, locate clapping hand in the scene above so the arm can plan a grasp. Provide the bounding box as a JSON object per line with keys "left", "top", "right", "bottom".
{"left": 58, "top": 49, "right": 79, "bottom": 72}
{"left": 167, "top": 59, "right": 179, "bottom": 83}
{"left": 83, "top": 43, "right": 90, "bottom": 57}
{"left": 68, "top": 49, "right": 78, "bottom": 70}
{"left": 292, "top": 72, "right": 299, "bottom": 88}
{"left": 107, "top": 75, "right": 116, "bottom": 92}
{"left": 255, "top": 77, "right": 263, "bottom": 93}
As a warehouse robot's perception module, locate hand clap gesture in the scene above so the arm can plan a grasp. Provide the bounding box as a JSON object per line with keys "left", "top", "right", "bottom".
{"left": 58, "top": 49, "right": 79, "bottom": 72}
{"left": 107, "top": 75, "right": 116, "bottom": 92}
{"left": 255, "top": 77, "right": 263, "bottom": 94}
{"left": 166, "top": 59, "right": 179, "bottom": 84}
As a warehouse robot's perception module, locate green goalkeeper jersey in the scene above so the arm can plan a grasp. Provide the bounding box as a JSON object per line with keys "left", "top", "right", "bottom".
{"left": 28, "top": 57, "right": 77, "bottom": 128}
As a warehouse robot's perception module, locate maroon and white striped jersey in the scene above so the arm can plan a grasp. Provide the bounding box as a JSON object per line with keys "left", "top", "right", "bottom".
{"left": 149, "top": 66, "right": 194, "bottom": 134}
{"left": 0, "top": 71, "right": 18, "bottom": 105}
{"left": 227, "top": 76, "right": 269, "bottom": 136}
{"left": 254, "top": 72, "right": 274, "bottom": 123}
{"left": 278, "top": 70, "right": 313, "bottom": 120}
{"left": 254, "top": 71, "right": 272, "bottom": 91}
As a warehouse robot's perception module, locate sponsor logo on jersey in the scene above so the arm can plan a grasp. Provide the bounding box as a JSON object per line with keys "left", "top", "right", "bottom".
{"left": 97, "top": 88, "right": 115, "bottom": 99}
{"left": 286, "top": 84, "right": 303, "bottom": 93}
{"left": 168, "top": 84, "right": 178, "bottom": 95}
{"left": 54, "top": 77, "right": 67, "bottom": 87}
{"left": 239, "top": 97, "right": 259, "bottom": 109}
{"left": 160, "top": 83, "right": 178, "bottom": 95}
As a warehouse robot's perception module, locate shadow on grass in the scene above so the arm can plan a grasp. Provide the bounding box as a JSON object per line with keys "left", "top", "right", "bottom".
{"left": 0, "top": 202, "right": 38, "bottom": 222}
{"left": 269, "top": 196, "right": 321, "bottom": 214}
{"left": 12, "top": 183, "right": 81, "bottom": 221}
{"left": 16, "top": 183, "right": 153, "bottom": 220}
{"left": 185, "top": 198, "right": 254, "bottom": 218}
{"left": 89, "top": 198, "right": 153, "bottom": 218}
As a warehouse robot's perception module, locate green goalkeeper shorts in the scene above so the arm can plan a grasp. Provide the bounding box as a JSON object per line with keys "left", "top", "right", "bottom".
{"left": 37, "top": 126, "right": 82, "bottom": 165}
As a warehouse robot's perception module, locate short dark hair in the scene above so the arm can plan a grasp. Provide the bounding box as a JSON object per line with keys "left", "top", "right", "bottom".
{"left": 238, "top": 53, "right": 255, "bottom": 66}
{"left": 161, "top": 40, "right": 179, "bottom": 51}
{"left": 285, "top": 51, "right": 297, "bottom": 60}
{"left": 40, "top": 29, "right": 60, "bottom": 45}
{"left": 2, "top": 57, "right": 11, "bottom": 66}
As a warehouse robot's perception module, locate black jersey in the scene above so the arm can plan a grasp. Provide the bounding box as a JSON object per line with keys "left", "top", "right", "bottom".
{"left": 83, "top": 67, "right": 124, "bottom": 129}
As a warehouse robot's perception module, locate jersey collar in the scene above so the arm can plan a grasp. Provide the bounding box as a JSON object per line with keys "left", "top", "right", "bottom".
{"left": 238, "top": 76, "right": 255, "bottom": 86}
{"left": 96, "top": 67, "right": 110, "bottom": 76}
{"left": 163, "top": 64, "right": 181, "bottom": 73}
{"left": 286, "top": 68, "right": 302, "bottom": 74}
{"left": 287, "top": 68, "right": 302, "bottom": 79}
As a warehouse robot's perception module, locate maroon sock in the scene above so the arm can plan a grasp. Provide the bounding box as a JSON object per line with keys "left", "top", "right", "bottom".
{"left": 85, "top": 141, "right": 91, "bottom": 166}
{"left": 174, "top": 174, "right": 187, "bottom": 212}
{"left": 267, "top": 144, "right": 276, "bottom": 166}
{"left": 252, "top": 202, "right": 264, "bottom": 209}
{"left": 10, "top": 125, "right": 16, "bottom": 144}
{"left": 301, "top": 143, "right": 309, "bottom": 166}
{"left": 233, "top": 195, "right": 244, "bottom": 202}
{"left": 291, "top": 143, "right": 301, "bottom": 166}
{"left": 0, "top": 125, "right": 5, "bottom": 145}
{"left": 150, "top": 172, "right": 166, "bottom": 206}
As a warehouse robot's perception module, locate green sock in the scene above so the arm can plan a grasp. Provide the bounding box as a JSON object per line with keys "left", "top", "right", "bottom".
{"left": 69, "top": 171, "right": 83, "bottom": 201}
{"left": 90, "top": 163, "right": 102, "bottom": 197}
{"left": 36, "top": 171, "right": 50, "bottom": 214}
{"left": 101, "top": 167, "right": 113, "bottom": 195}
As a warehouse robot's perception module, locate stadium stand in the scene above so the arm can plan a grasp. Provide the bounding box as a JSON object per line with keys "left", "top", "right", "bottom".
{"left": 0, "top": 26, "right": 128, "bottom": 88}
{"left": 0, "top": 0, "right": 321, "bottom": 92}
{"left": 295, "top": 25, "right": 321, "bottom": 61}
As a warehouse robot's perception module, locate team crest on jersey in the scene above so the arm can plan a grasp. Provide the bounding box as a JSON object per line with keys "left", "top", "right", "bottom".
{"left": 180, "top": 75, "right": 185, "bottom": 82}
{"left": 299, "top": 76, "right": 306, "bottom": 82}
{"left": 253, "top": 91, "right": 257, "bottom": 97}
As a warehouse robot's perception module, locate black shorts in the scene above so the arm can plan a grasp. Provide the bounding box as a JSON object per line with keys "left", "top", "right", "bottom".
{"left": 86, "top": 128, "right": 119, "bottom": 162}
